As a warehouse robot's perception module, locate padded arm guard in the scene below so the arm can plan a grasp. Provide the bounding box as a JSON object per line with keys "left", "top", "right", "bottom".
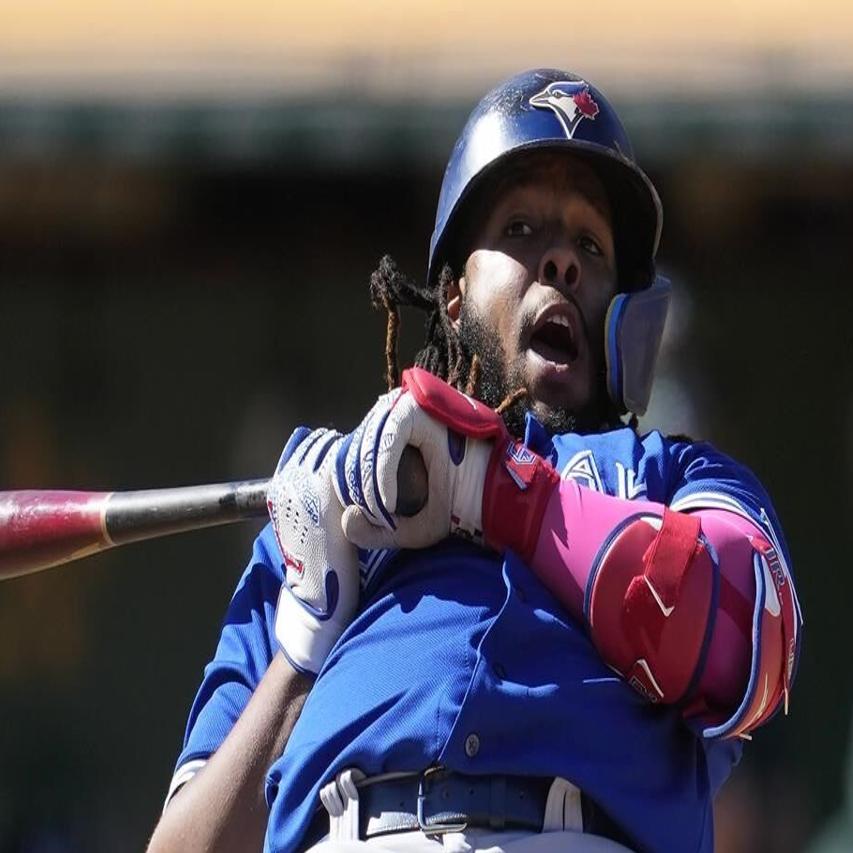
{"left": 584, "top": 506, "right": 798, "bottom": 737}
{"left": 587, "top": 510, "right": 712, "bottom": 706}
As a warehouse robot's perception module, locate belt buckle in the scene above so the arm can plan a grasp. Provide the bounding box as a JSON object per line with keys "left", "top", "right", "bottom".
{"left": 416, "top": 767, "right": 468, "bottom": 836}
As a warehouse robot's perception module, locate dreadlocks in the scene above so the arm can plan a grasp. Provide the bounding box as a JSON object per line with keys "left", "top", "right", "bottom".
{"left": 369, "top": 255, "right": 477, "bottom": 394}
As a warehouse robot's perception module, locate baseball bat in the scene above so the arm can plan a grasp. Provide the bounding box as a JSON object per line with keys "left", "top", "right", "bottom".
{"left": 0, "top": 446, "right": 428, "bottom": 581}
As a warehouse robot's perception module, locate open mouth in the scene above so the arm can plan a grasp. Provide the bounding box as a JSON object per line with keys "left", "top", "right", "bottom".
{"left": 528, "top": 310, "right": 579, "bottom": 366}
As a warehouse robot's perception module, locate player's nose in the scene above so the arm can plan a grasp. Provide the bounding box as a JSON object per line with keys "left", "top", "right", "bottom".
{"left": 538, "top": 243, "right": 580, "bottom": 293}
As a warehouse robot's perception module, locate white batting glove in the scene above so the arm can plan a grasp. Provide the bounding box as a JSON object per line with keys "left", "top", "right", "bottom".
{"left": 336, "top": 368, "right": 560, "bottom": 561}
{"left": 267, "top": 427, "right": 361, "bottom": 676}
{"left": 333, "top": 386, "right": 492, "bottom": 551}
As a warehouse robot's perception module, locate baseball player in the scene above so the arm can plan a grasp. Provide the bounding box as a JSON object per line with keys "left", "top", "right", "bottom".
{"left": 147, "top": 69, "right": 802, "bottom": 853}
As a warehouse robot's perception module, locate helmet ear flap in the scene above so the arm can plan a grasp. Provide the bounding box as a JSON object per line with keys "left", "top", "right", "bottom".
{"left": 605, "top": 277, "right": 671, "bottom": 416}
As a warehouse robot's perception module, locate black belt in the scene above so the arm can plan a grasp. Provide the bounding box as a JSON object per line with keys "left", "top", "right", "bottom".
{"left": 359, "top": 770, "right": 550, "bottom": 837}
{"left": 302, "top": 769, "right": 632, "bottom": 848}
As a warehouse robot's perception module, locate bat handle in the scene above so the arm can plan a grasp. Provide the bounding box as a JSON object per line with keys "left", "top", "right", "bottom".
{"left": 105, "top": 447, "right": 427, "bottom": 541}
{"left": 105, "top": 479, "right": 269, "bottom": 544}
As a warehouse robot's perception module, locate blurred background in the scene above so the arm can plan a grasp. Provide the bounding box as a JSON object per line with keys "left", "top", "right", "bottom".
{"left": 0, "top": 2, "right": 850, "bottom": 851}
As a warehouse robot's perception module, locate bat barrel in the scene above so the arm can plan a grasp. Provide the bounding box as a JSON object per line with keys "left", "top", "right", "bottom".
{"left": 0, "top": 490, "right": 109, "bottom": 578}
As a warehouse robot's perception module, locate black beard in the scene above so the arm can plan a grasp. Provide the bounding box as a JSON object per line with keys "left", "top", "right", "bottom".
{"left": 457, "top": 301, "right": 580, "bottom": 439}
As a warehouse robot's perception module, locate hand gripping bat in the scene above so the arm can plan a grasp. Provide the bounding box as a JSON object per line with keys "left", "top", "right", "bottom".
{"left": 0, "top": 447, "right": 428, "bottom": 581}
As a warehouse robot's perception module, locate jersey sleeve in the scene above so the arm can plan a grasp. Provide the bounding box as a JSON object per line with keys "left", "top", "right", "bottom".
{"left": 164, "top": 523, "right": 283, "bottom": 807}
{"left": 667, "top": 440, "right": 787, "bottom": 555}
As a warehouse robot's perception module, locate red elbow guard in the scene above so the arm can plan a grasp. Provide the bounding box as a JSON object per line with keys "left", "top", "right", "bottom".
{"left": 586, "top": 508, "right": 799, "bottom": 738}
{"left": 587, "top": 509, "right": 716, "bottom": 705}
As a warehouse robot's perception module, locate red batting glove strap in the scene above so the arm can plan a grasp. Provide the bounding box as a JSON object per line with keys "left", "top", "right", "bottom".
{"left": 401, "top": 367, "right": 509, "bottom": 440}
{"left": 482, "top": 439, "right": 561, "bottom": 563}
{"left": 623, "top": 510, "right": 703, "bottom": 650}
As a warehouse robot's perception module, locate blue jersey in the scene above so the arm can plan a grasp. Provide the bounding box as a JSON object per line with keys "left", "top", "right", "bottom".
{"left": 171, "top": 420, "right": 793, "bottom": 853}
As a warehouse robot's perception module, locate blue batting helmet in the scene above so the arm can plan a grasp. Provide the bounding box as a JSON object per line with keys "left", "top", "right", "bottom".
{"left": 428, "top": 68, "right": 670, "bottom": 416}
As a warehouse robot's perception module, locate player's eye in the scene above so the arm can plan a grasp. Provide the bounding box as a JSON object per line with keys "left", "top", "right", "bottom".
{"left": 578, "top": 234, "right": 603, "bottom": 257}
{"left": 505, "top": 220, "right": 533, "bottom": 238}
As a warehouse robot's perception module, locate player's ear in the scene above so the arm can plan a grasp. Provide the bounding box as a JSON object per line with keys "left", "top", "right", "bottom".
{"left": 446, "top": 277, "right": 464, "bottom": 328}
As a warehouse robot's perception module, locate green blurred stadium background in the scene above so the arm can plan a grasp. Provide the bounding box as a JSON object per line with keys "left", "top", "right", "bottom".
{"left": 1, "top": 3, "right": 851, "bottom": 851}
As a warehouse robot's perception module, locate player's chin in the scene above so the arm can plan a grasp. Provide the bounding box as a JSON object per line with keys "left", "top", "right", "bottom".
{"left": 522, "top": 347, "right": 594, "bottom": 415}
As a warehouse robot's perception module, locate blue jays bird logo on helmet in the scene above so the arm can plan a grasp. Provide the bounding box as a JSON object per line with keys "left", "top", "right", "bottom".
{"left": 529, "top": 81, "right": 600, "bottom": 139}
